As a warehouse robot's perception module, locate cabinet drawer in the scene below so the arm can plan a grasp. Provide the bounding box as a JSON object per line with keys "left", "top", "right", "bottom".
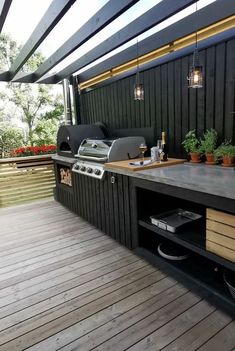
{"left": 207, "top": 208, "right": 235, "bottom": 227}
{"left": 206, "top": 208, "right": 235, "bottom": 262}
{"left": 206, "top": 241, "right": 235, "bottom": 262}
{"left": 207, "top": 220, "right": 235, "bottom": 239}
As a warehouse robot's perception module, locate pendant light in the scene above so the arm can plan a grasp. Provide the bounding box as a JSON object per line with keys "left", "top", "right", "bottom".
{"left": 134, "top": 37, "right": 144, "bottom": 100}
{"left": 188, "top": 1, "right": 203, "bottom": 88}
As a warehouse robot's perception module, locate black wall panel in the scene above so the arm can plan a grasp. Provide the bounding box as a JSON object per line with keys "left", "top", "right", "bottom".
{"left": 80, "top": 38, "right": 235, "bottom": 157}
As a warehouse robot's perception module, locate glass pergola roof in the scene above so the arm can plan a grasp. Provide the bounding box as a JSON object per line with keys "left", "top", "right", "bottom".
{"left": 0, "top": 0, "right": 234, "bottom": 87}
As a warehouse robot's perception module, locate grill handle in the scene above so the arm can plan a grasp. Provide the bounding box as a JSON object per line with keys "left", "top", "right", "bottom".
{"left": 74, "top": 154, "right": 107, "bottom": 162}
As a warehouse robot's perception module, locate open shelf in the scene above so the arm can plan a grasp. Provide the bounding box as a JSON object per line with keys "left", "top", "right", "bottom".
{"left": 139, "top": 219, "right": 235, "bottom": 271}
{"left": 135, "top": 184, "right": 235, "bottom": 312}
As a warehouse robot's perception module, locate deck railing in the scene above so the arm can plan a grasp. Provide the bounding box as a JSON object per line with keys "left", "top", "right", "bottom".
{"left": 0, "top": 155, "right": 55, "bottom": 207}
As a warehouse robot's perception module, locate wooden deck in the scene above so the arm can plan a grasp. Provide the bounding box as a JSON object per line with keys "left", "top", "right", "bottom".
{"left": 0, "top": 200, "right": 234, "bottom": 351}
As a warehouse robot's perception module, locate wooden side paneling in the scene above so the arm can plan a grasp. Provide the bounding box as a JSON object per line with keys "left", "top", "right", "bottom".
{"left": 0, "top": 157, "right": 55, "bottom": 208}
{"left": 80, "top": 38, "right": 235, "bottom": 156}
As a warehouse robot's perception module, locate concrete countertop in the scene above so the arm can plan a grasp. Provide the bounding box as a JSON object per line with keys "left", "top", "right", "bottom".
{"left": 52, "top": 154, "right": 77, "bottom": 164}
{"left": 105, "top": 163, "right": 235, "bottom": 200}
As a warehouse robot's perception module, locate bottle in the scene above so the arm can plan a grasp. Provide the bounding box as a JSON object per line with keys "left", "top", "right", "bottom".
{"left": 151, "top": 146, "right": 159, "bottom": 162}
{"left": 161, "top": 132, "right": 168, "bottom": 161}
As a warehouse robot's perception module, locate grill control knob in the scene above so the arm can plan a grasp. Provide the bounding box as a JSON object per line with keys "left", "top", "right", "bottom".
{"left": 74, "top": 164, "right": 80, "bottom": 170}
{"left": 81, "top": 166, "right": 86, "bottom": 172}
{"left": 87, "top": 167, "right": 93, "bottom": 173}
{"left": 94, "top": 169, "right": 101, "bottom": 175}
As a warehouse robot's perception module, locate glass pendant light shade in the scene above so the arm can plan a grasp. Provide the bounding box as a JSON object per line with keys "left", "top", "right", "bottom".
{"left": 188, "top": 64, "right": 203, "bottom": 88}
{"left": 134, "top": 83, "right": 144, "bottom": 100}
{"left": 134, "top": 38, "right": 144, "bottom": 100}
{"left": 188, "top": 1, "right": 203, "bottom": 89}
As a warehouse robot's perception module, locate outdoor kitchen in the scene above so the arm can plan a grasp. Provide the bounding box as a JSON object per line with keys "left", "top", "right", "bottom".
{"left": 0, "top": 0, "right": 235, "bottom": 350}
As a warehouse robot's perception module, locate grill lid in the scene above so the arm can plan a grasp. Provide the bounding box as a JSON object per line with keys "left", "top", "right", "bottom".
{"left": 76, "top": 138, "right": 116, "bottom": 160}
{"left": 76, "top": 136, "right": 145, "bottom": 163}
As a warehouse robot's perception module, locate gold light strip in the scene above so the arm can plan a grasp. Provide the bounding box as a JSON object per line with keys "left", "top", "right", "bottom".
{"left": 80, "top": 15, "right": 235, "bottom": 90}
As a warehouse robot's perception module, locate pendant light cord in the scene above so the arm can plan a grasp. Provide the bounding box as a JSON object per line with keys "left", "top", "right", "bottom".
{"left": 193, "top": 1, "right": 199, "bottom": 67}
{"left": 136, "top": 37, "right": 140, "bottom": 84}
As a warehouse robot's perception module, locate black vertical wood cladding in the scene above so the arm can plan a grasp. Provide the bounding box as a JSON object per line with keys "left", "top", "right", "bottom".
{"left": 59, "top": 171, "right": 133, "bottom": 249}
{"left": 80, "top": 38, "right": 235, "bottom": 154}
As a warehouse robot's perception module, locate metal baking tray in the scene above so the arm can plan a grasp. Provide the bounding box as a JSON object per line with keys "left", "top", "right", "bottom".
{"left": 150, "top": 208, "right": 202, "bottom": 233}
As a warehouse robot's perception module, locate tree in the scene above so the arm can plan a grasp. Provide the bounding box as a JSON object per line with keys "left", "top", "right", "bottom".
{"left": 0, "top": 124, "right": 24, "bottom": 158}
{"left": 0, "top": 33, "right": 64, "bottom": 146}
{"left": 32, "top": 119, "right": 59, "bottom": 146}
{"left": 0, "top": 33, "right": 18, "bottom": 70}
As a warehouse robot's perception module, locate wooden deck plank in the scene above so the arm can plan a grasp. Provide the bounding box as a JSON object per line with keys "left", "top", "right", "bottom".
{"left": 0, "top": 246, "right": 127, "bottom": 299}
{"left": 88, "top": 293, "right": 208, "bottom": 351}
{"left": 125, "top": 299, "right": 216, "bottom": 351}
{"left": 57, "top": 282, "right": 187, "bottom": 351}
{"left": 0, "top": 268, "right": 159, "bottom": 349}
{"left": 0, "top": 200, "right": 234, "bottom": 351}
{"left": 197, "top": 321, "right": 235, "bottom": 351}
{"left": 161, "top": 309, "right": 233, "bottom": 351}
{"left": 0, "top": 248, "right": 132, "bottom": 308}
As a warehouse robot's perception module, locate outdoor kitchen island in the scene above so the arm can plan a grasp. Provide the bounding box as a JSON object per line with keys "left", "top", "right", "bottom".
{"left": 53, "top": 157, "right": 235, "bottom": 312}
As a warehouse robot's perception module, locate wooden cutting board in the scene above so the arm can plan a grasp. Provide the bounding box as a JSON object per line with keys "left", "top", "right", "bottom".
{"left": 105, "top": 157, "right": 185, "bottom": 171}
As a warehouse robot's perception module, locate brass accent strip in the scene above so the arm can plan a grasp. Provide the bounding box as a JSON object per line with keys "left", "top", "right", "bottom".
{"left": 80, "top": 15, "right": 235, "bottom": 90}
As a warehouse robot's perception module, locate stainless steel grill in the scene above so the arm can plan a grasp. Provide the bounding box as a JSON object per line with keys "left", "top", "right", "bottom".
{"left": 72, "top": 136, "right": 145, "bottom": 180}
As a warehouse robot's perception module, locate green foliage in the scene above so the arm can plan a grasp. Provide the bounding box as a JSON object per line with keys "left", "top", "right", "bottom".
{"left": 0, "top": 124, "right": 24, "bottom": 158}
{"left": 0, "top": 83, "right": 59, "bottom": 145}
{"left": 200, "top": 129, "right": 218, "bottom": 154}
{"left": 182, "top": 130, "right": 201, "bottom": 153}
{"left": 42, "top": 100, "right": 64, "bottom": 121}
{"left": 0, "top": 33, "right": 19, "bottom": 70}
{"left": 25, "top": 52, "right": 44, "bottom": 72}
{"left": 214, "top": 141, "right": 235, "bottom": 158}
{"left": 0, "top": 33, "right": 43, "bottom": 72}
{"left": 32, "top": 119, "right": 59, "bottom": 146}
{"left": 0, "top": 33, "right": 64, "bottom": 147}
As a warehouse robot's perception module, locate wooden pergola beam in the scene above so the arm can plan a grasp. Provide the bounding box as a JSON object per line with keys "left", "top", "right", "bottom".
{"left": 9, "top": 0, "right": 76, "bottom": 80}
{"left": 11, "top": 72, "right": 35, "bottom": 83}
{"left": 0, "top": 0, "right": 12, "bottom": 33}
{"left": 54, "top": 0, "right": 197, "bottom": 82}
{"left": 33, "top": 0, "right": 140, "bottom": 82}
{"left": 0, "top": 71, "right": 10, "bottom": 81}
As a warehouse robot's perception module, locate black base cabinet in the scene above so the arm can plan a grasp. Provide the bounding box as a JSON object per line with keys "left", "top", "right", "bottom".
{"left": 72, "top": 171, "right": 133, "bottom": 249}
{"left": 130, "top": 177, "right": 235, "bottom": 312}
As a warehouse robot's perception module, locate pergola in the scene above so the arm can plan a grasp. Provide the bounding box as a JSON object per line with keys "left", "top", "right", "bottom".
{"left": 0, "top": 0, "right": 234, "bottom": 92}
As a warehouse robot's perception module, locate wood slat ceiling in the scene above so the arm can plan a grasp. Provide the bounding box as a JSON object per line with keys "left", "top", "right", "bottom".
{"left": 0, "top": 0, "right": 234, "bottom": 85}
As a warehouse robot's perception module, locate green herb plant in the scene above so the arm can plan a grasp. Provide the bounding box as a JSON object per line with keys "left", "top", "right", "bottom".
{"left": 200, "top": 129, "right": 217, "bottom": 154}
{"left": 214, "top": 141, "right": 235, "bottom": 159}
{"left": 182, "top": 130, "right": 201, "bottom": 153}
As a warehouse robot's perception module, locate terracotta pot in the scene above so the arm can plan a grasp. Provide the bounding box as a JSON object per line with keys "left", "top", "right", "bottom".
{"left": 222, "top": 155, "right": 235, "bottom": 167}
{"left": 190, "top": 152, "right": 201, "bottom": 163}
{"left": 205, "top": 153, "right": 216, "bottom": 165}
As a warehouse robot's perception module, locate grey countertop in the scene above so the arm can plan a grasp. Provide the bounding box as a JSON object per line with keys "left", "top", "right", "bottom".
{"left": 105, "top": 163, "right": 235, "bottom": 200}
{"left": 52, "top": 155, "right": 77, "bottom": 164}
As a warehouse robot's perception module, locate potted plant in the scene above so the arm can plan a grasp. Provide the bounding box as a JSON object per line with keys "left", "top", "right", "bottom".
{"left": 182, "top": 130, "right": 201, "bottom": 163}
{"left": 214, "top": 142, "right": 235, "bottom": 167}
{"left": 200, "top": 129, "right": 218, "bottom": 165}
